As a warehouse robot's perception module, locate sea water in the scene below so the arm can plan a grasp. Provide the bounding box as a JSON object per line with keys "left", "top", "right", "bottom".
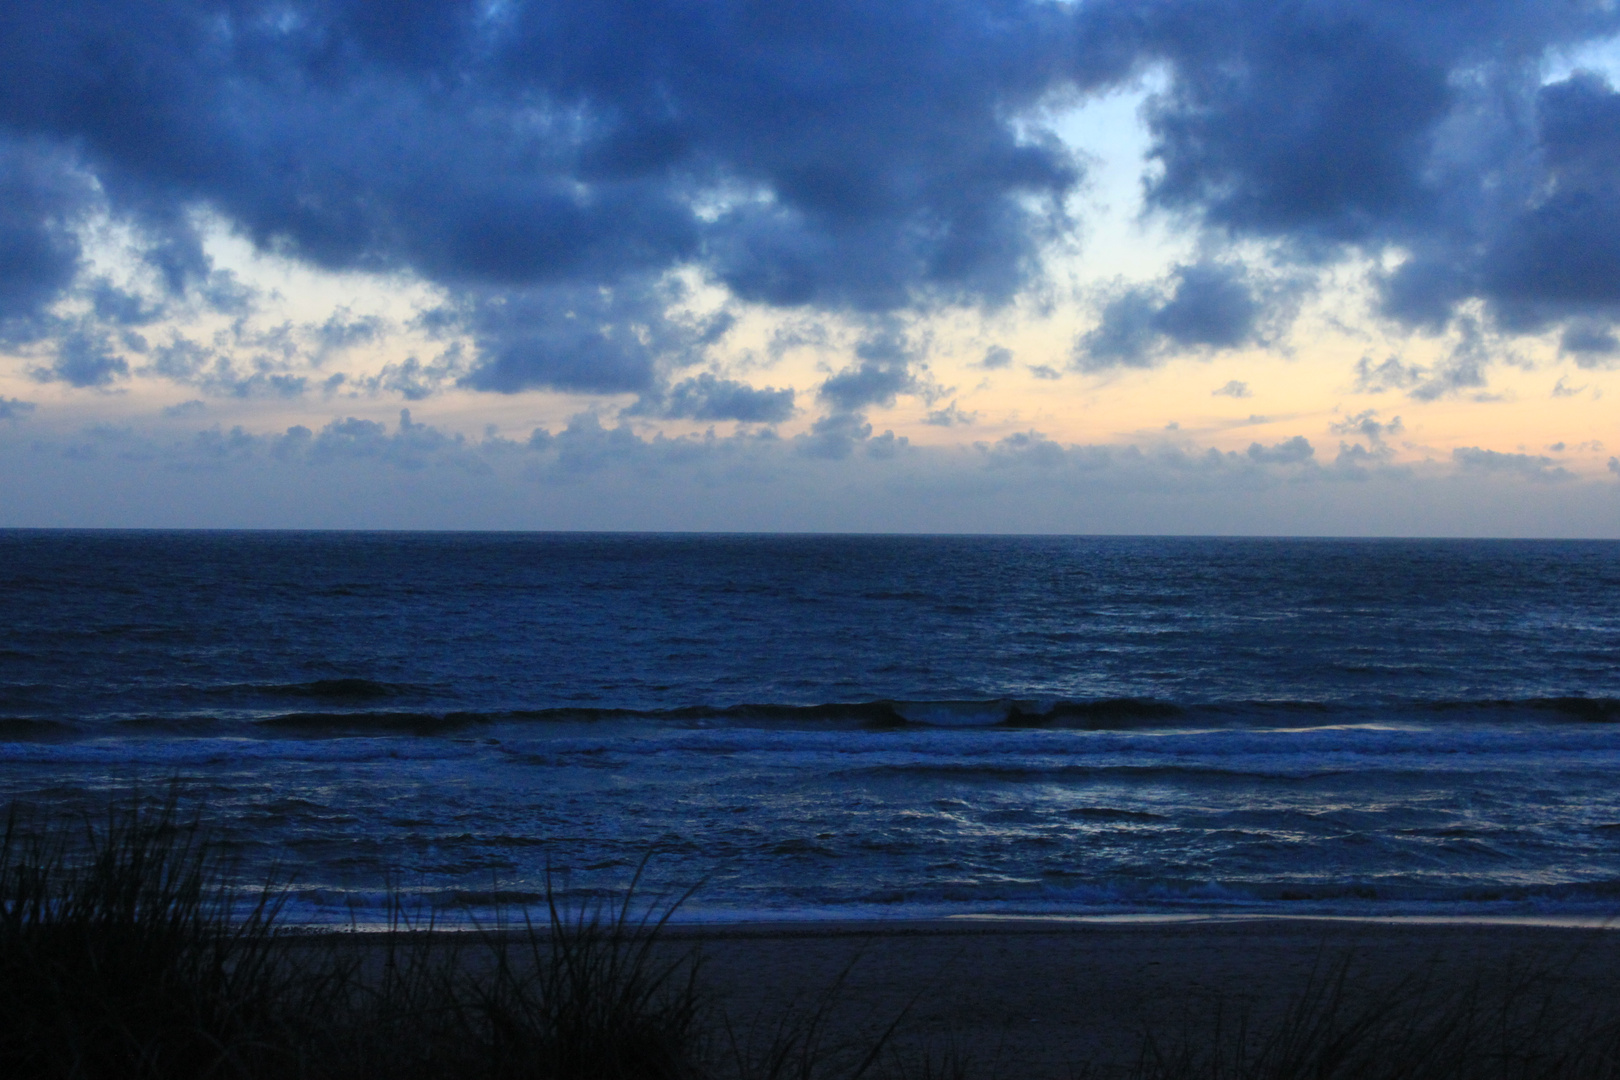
{"left": 3, "top": 531, "right": 1619, "bottom": 924}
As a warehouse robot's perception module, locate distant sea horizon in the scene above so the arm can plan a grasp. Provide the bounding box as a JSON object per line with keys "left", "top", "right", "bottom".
{"left": 4, "top": 529, "right": 1618, "bottom": 924}
{"left": 7, "top": 527, "right": 1619, "bottom": 538}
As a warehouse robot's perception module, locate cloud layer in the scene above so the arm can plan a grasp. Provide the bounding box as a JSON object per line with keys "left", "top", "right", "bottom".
{"left": 7, "top": 4, "right": 1620, "bottom": 355}
{"left": 3, "top": 0, "right": 1620, "bottom": 506}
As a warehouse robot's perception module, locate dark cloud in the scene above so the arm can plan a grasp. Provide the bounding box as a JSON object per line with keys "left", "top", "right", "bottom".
{"left": 1352, "top": 355, "right": 1426, "bottom": 394}
{"left": 313, "top": 310, "right": 387, "bottom": 355}
{"left": 1130, "top": 5, "right": 1454, "bottom": 243}
{"left": 0, "top": 0, "right": 1091, "bottom": 326}
{"left": 1080, "top": 0, "right": 1620, "bottom": 340}
{"left": 981, "top": 430, "right": 1067, "bottom": 469}
{"left": 291, "top": 409, "right": 475, "bottom": 471}
{"left": 0, "top": 140, "right": 93, "bottom": 334}
{"left": 185, "top": 425, "right": 259, "bottom": 466}
{"left": 798, "top": 412, "right": 874, "bottom": 460}
{"left": 1408, "top": 318, "right": 1494, "bottom": 401}
{"left": 1329, "top": 409, "right": 1403, "bottom": 445}
{"left": 978, "top": 345, "right": 1014, "bottom": 370}
{"left": 142, "top": 334, "right": 308, "bottom": 398}
{"left": 656, "top": 373, "right": 795, "bottom": 424}
{"left": 865, "top": 430, "right": 909, "bottom": 459}
{"left": 1150, "top": 262, "right": 1264, "bottom": 347}
{"left": 1075, "top": 262, "right": 1272, "bottom": 370}
{"left": 457, "top": 279, "right": 732, "bottom": 395}
{"left": 1560, "top": 319, "right": 1620, "bottom": 367}
{"left": 924, "top": 401, "right": 977, "bottom": 427}
{"left": 351, "top": 349, "right": 467, "bottom": 401}
{"left": 9, "top": 0, "right": 1620, "bottom": 398}
{"left": 817, "top": 329, "right": 920, "bottom": 412}
{"left": 0, "top": 396, "right": 37, "bottom": 420}
{"left": 162, "top": 399, "right": 207, "bottom": 418}
{"left": 766, "top": 320, "right": 835, "bottom": 361}
{"left": 1246, "top": 435, "right": 1314, "bottom": 464}
{"left": 88, "top": 281, "right": 167, "bottom": 327}
{"left": 1481, "top": 73, "right": 1620, "bottom": 330}
{"left": 546, "top": 414, "right": 659, "bottom": 475}
{"left": 1332, "top": 442, "right": 1388, "bottom": 477}
{"left": 31, "top": 327, "right": 130, "bottom": 387}
{"left": 1452, "top": 446, "right": 1574, "bottom": 483}
{"left": 1075, "top": 289, "right": 1159, "bottom": 369}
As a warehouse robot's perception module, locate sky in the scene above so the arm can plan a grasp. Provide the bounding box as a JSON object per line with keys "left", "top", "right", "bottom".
{"left": 2, "top": 0, "right": 1620, "bottom": 535}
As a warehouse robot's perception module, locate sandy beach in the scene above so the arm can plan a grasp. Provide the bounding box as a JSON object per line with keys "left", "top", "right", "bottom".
{"left": 642, "top": 917, "right": 1620, "bottom": 1077}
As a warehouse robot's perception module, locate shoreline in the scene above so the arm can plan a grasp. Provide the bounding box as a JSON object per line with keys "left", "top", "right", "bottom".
{"left": 291, "top": 909, "right": 1620, "bottom": 935}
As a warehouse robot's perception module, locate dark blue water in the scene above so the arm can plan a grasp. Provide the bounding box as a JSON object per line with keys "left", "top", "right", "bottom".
{"left": 3, "top": 531, "right": 1620, "bottom": 922}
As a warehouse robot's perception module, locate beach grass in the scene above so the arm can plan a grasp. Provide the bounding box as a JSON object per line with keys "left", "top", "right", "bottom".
{"left": 5, "top": 794, "right": 1620, "bottom": 1080}
{"left": 0, "top": 794, "right": 907, "bottom": 1080}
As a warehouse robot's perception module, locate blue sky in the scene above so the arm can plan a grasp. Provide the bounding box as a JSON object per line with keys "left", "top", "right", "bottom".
{"left": 3, "top": 0, "right": 1619, "bottom": 533}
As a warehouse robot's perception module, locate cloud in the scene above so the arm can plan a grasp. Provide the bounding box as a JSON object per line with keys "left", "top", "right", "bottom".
{"left": 14, "top": 401, "right": 1618, "bottom": 534}
{"left": 278, "top": 409, "right": 478, "bottom": 472}
{"left": 457, "top": 278, "right": 732, "bottom": 395}
{"left": 312, "top": 309, "right": 388, "bottom": 357}
{"left": 30, "top": 326, "right": 130, "bottom": 387}
{"left": 1331, "top": 441, "right": 1394, "bottom": 477}
{"left": 978, "top": 428, "right": 1331, "bottom": 481}
{"left": 141, "top": 333, "right": 308, "bottom": 399}
{"left": 865, "top": 430, "right": 910, "bottom": 459}
{"left": 0, "top": 140, "right": 93, "bottom": 334}
{"left": 1126, "top": 3, "right": 1456, "bottom": 244}
{"left": 817, "top": 329, "right": 920, "bottom": 412}
{"left": 0, "top": 396, "right": 37, "bottom": 420}
{"left": 977, "top": 345, "right": 1014, "bottom": 370}
{"left": 798, "top": 412, "right": 874, "bottom": 460}
{"left": 1329, "top": 409, "right": 1403, "bottom": 445}
{"left": 1453, "top": 446, "right": 1574, "bottom": 483}
{"left": 0, "top": 0, "right": 1093, "bottom": 324}
{"left": 656, "top": 373, "right": 796, "bottom": 424}
{"left": 350, "top": 349, "right": 468, "bottom": 401}
{"left": 162, "top": 399, "right": 206, "bottom": 418}
{"left": 1246, "top": 435, "right": 1314, "bottom": 465}
{"left": 87, "top": 280, "right": 167, "bottom": 328}
{"left": 1480, "top": 73, "right": 1620, "bottom": 330}
{"left": 1561, "top": 319, "right": 1620, "bottom": 368}
{"left": 1407, "top": 318, "right": 1494, "bottom": 401}
{"left": 924, "top": 401, "right": 978, "bottom": 427}
{"left": 1212, "top": 380, "right": 1251, "bottom": 398}
{"left": 8, "top": 0, "right": 1620, "bottom": 404}
{"left": 529, "top": 414, "right": 655, "bottom": 476}
{"left": 1075, "top": 0, "right": 1620, "bottom": 344}
{"left": 1353, "top": 355, "right": 1425, "bottom": 394}
{"left": 1074, "top": 262, "right": 1280, "bottom": 370}
{"left": 980, "top": 430, "right": 1068, "bottom": 469}
{"left": 1349, "top": 320, "right": 1504, "bottom": 401}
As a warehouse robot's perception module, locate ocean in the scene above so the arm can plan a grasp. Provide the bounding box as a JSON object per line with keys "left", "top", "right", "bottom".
{"left": 3, "top": 530, "right": 1619, "bottom": 924}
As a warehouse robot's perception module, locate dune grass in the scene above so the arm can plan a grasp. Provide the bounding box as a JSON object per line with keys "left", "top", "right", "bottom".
{"left": 4, "top": 793, "right": 1620, "bottom": 1080}
{"left": 0, "top": 794, "right": 906, "bottom": 1080}
{"left": 0, "top": 793, "right": 298, "bottom": 1078}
